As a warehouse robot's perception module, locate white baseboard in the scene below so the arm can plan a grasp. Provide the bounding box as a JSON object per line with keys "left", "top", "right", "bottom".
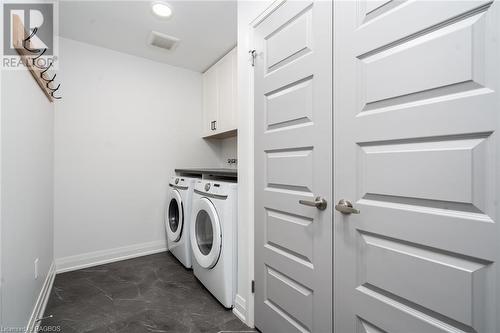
{"left": 55, "top": 240, "right": 167, "bottom": 273}
{"left": 26, "top": 261, "right": 56, "bottom": 333}
{"left": 233, "top": 294, "right": 247, "bottom": 324}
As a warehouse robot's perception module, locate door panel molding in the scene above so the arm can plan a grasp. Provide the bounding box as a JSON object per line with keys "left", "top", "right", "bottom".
{"left": 254, "top": 1, "right": 332, "bottom": 332}
{"left": 334, "top": 1, "right": 500, "bottom": 332}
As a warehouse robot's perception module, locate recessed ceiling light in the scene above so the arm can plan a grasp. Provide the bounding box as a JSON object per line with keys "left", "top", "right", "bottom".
{"left": 151, "top": 2, "right": 172, "bottom": 18}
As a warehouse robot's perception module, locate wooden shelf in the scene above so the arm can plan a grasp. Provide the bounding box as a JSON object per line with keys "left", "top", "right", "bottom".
{"left": 202, "top": 128, "right": 237, "bottom": 139}
{"left": 12, "top": 14, "right": 55, "bottom": 102}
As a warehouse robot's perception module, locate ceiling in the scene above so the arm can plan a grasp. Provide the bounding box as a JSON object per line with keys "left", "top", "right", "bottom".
{"left": 59, "top": 1, "right": 237, "bottom": 72}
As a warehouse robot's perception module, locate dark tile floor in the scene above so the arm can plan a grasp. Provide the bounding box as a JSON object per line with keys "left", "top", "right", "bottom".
{"left": 41, "top": 252, "right": 254, "bottom": 333}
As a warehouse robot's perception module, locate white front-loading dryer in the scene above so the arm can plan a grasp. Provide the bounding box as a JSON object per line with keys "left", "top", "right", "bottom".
{"left": 165, "top": 176, "right": 197, "bottom": 268}
{"left": 190, "top": 180, "right": 237, "bottom": 308}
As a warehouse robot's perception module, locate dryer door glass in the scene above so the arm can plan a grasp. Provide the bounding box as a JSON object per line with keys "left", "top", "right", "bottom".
{"left": 191, "top": 197, "right": 221, "bottom": 269}
{"left": 168, "top": 199, "right": 180, "bottom": 233}
{"left": 195, "top": 210, "right": 213, "bottom": 255}
{"left": 165, "top": 189, "right": 184, "bottom": 242}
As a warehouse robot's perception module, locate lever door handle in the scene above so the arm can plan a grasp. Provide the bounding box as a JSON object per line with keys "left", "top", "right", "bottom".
{"left": 335, "top": 199, "right": 360, "bottom": 214}
{"left": 299, "top": 197, "right": 327, "bottom": 210}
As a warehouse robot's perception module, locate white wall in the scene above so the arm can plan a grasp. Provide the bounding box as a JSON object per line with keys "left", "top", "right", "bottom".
{"left": 1, "top": 69, "right": 55, "bottom": 327}
{"left": 54, "top": 38, "right": 222, "bottom": 270}
{"left": 220, "top": 136, "right": 238, "bottom": 169}
{"left": 235, "top": 0, "right": 273, "bottom": 327}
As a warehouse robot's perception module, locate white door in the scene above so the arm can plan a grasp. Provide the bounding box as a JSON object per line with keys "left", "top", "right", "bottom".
{"left": 254, "top": 1, "right": 332, "bottom": 332}
{"left": 334, "top": 1, "right": 500, "bottom": 332}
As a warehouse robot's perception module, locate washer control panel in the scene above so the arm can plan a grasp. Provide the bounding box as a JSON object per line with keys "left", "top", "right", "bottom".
{"left": 169, "top": 176, "right": 191, "bottom": 188}
{"left": 195, "top": 181, "right": 230, "bottom": 197}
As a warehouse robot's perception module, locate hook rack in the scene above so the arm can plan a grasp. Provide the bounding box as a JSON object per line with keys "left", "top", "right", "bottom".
{"left": 12, "top": 14, "right": 61, "bottom": 102}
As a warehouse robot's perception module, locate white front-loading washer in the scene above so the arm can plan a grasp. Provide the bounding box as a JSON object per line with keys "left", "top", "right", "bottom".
{"left": 190, "top": 179, "right": 237, "bottom": 308}
{"left": 165, "top": 176, "right": 197, "bottom": 268}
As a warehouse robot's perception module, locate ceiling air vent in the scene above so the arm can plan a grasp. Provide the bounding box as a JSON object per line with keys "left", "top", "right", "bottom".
{"left": 148, "top": 31, "right": 180, "bottom": 51}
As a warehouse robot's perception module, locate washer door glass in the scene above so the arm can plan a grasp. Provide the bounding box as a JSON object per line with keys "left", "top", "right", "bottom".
{"left": 190, "top": 197, "right": 221, "bottom": 269}
{"left": 168, "top": 199, "right": 180, "bottom": 233}
{"left": 196, "top": 210, "right": 214, "bottom": 255}
{"left": 165, "top": 189, "right": 183, "bottom": 242}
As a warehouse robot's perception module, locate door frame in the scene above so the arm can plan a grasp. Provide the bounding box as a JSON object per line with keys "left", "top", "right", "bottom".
{"left": 248, "top": 2, "right": 287, "bottom": 328}
{"left": 236, "top": 0, "right": 282, "bottom": 327}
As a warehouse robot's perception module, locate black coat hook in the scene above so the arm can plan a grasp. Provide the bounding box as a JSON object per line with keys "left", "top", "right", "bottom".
{"left": 40, "top": 62, "right": 53, "bottom": 80}
{"left": 42, "top": 73, "right": 56, "bottom": 84}
{"left": 22, "top": 27, "right": 41, "bottom": 53}
{"left": 49, "top": 83, "right": 61, "bottom": 99}
{"left": 23, "top": 27, "right": 38, "bottom": 41}
{"left": 47, "top": 82, "right": 60, "bottom": 91}
{"left": 51, "top": 90, "right": 62, "bottom": 100}
{"left": 32, "top": 48, "right": 47, "bottom": 69}
{"left": 40, "top": 62, "right": 52, "bottom": 74}
{"left": 23, "top": 40, "right": 40, "bottom": 53}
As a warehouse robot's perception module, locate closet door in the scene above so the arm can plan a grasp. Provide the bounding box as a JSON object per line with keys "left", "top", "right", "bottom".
{"left": 334, "top": 1, "right": 500, "bottom": 332}
{"left": 203, "top": 66, "right": 218, "bottom": 135}
{"left": 254, "top": 1, "right": 333, "bottom": 332}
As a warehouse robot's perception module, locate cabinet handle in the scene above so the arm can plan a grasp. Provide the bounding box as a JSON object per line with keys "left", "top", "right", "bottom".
{"left": 249, "top": 50, "right": 256, "bottom": 67}
{"left": 214, "top": 121, "right": 217, "bottom": 131}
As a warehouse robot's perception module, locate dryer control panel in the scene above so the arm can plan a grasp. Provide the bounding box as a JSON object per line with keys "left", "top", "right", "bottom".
{"left": 169, "top": 176, "right": 192, "bottom": 189}
{"left": 194, "top": 180, "right": 236, "bottom": 198}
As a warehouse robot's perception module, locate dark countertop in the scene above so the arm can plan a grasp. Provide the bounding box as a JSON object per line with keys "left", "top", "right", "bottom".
{"left": 175, "top": 168, "right": 237, "bottom": 178}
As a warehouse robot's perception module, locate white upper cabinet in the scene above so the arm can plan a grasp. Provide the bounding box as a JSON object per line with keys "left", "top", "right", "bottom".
{"left": 203, "top": 65, "right": 218, "bottom": 135}
{"left": 202, "top": 47, "right": 237, "bottom": 138}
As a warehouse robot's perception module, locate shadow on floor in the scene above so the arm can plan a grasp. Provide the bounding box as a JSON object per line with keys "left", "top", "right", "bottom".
{"left": 41, "top": 252, "right": 255, "bottom": 333}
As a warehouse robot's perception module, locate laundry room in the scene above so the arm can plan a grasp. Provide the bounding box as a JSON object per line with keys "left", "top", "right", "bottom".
{"left": 3, "top": 1, "right": 500, "bottom": 333}
{"left": 1, "top": 1, "right": 250, "bottom": 332}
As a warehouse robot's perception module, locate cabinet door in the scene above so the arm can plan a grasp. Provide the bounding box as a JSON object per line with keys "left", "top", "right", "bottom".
{"left": 230, "top": 48, "right": 237, "bottom": 130}
{"left": 203, "top": 66, "right": 218, "bottom": 135}
{"left": 216, "top": 48, "right": 236, "bottom": 132}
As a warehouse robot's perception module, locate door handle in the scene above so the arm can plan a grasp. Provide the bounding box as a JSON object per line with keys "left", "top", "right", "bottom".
{"left": 335, "top": 199, "right": 360, "bottom": 214}
{"left": 299, "top": 197, "right": 327, "bottom": 210}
